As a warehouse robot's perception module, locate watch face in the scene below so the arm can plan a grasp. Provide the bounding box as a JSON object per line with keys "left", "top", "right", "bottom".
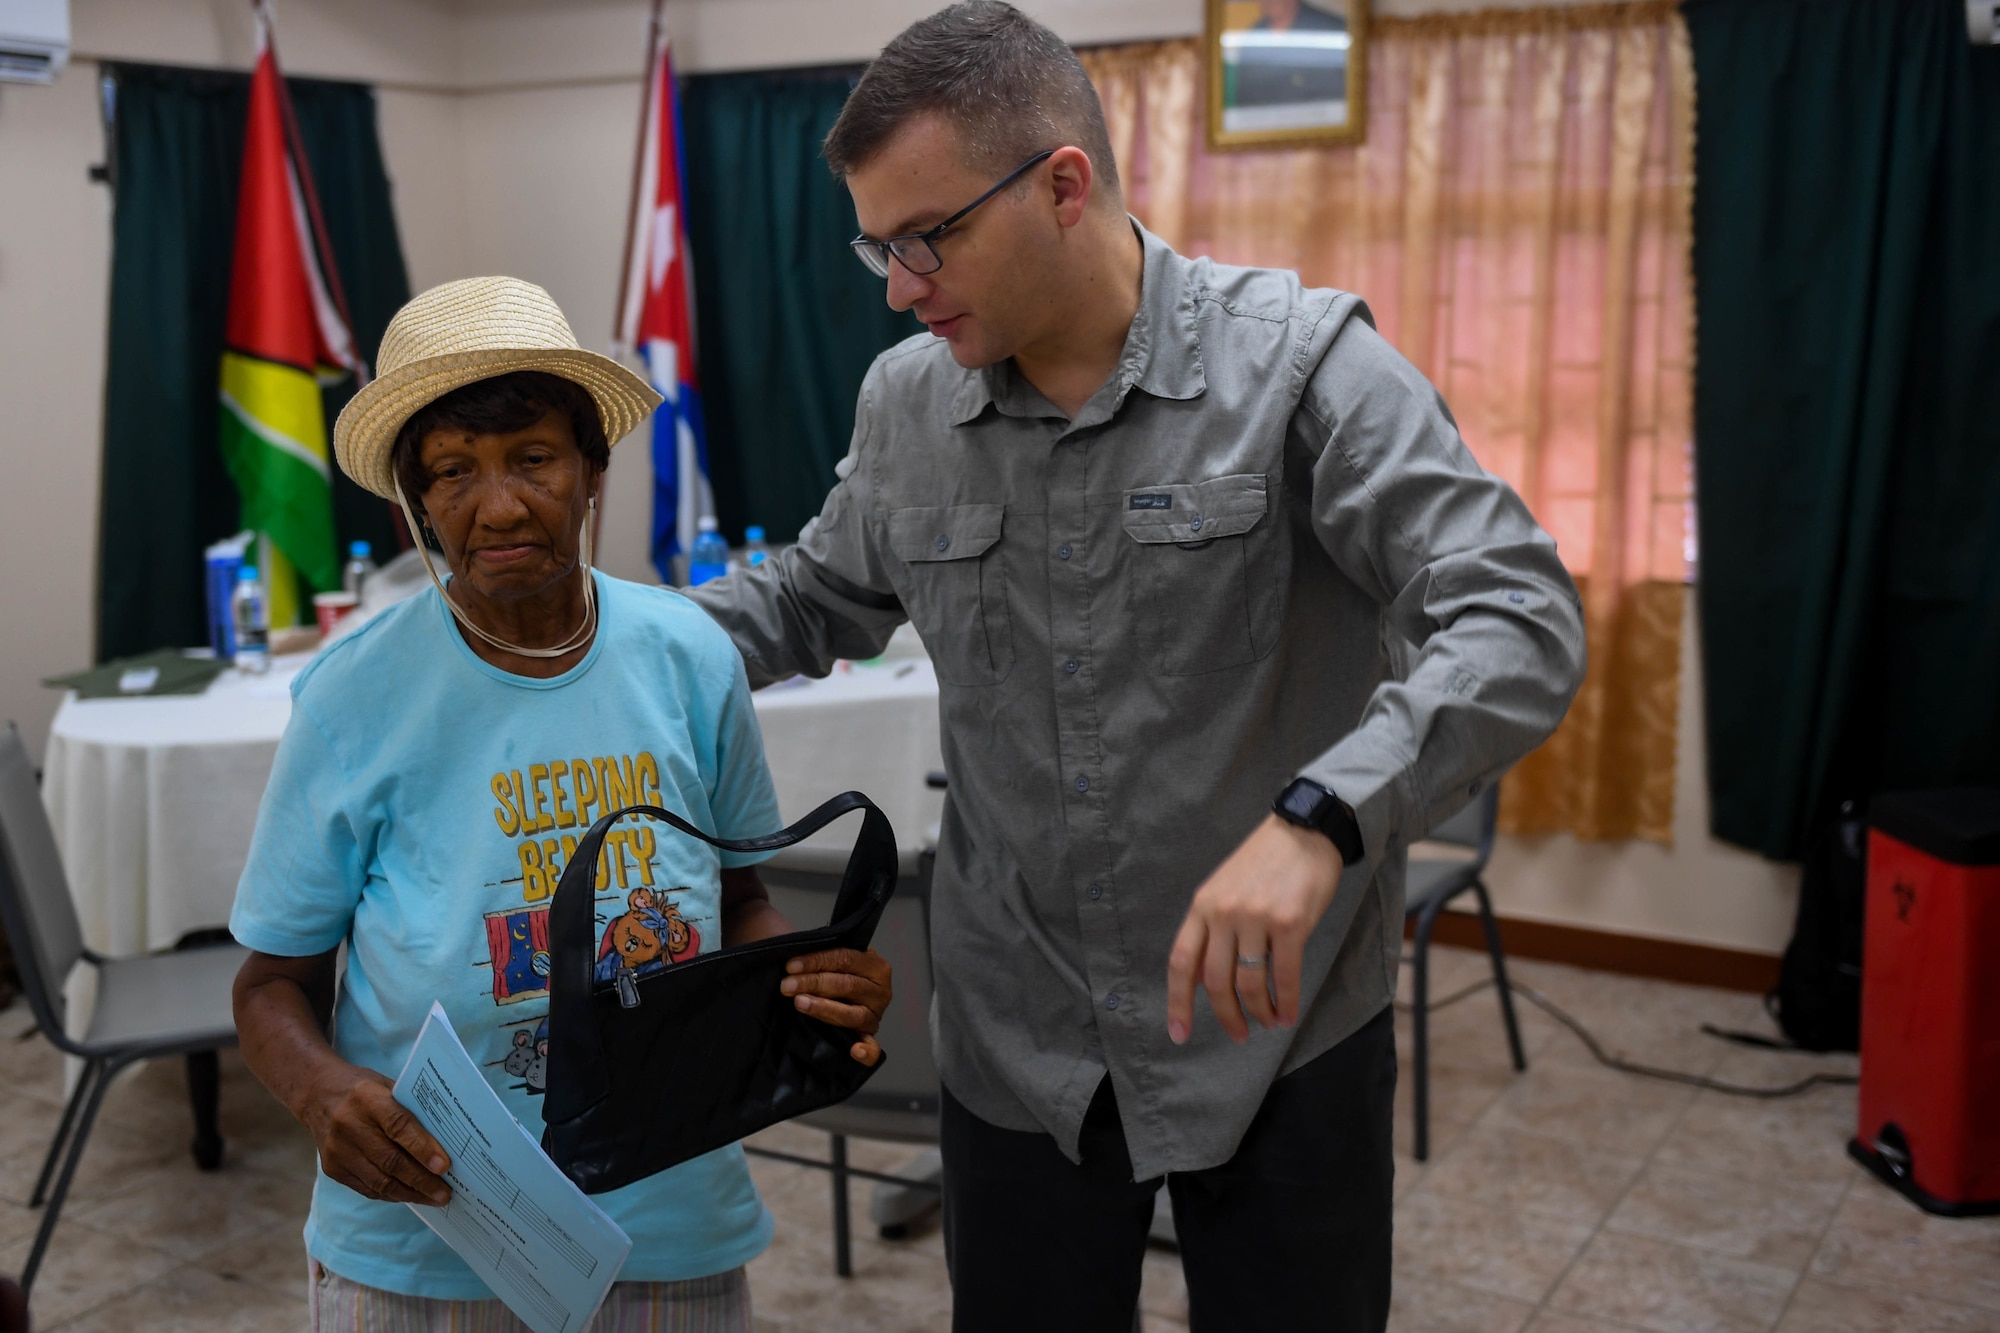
{"left": 1281, "top": 781, "right": 1327, "bottom": 824}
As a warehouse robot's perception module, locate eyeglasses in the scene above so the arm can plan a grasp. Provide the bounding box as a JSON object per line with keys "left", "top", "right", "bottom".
{"left": 848, "top": 149, "right": 1057, "bottom": 279}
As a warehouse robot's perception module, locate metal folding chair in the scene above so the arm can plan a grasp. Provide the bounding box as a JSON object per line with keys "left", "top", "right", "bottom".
{"left": 0, "top": 722, "right": 246, "bottom": 1295}
{"left": 1403, "top": 783, "right": 1526, "bottom": 1160}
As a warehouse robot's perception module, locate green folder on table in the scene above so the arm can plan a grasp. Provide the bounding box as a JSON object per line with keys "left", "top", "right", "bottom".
{"left": 42, "top": 649, "right": 228, "bottom": 700}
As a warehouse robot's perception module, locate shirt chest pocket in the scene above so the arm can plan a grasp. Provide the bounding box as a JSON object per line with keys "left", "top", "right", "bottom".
{"left": 1121, "top": 474, "right": 1281, "bottom": 676}
{"left": 888, "top": 503, "right": 1014, "bottom": 686}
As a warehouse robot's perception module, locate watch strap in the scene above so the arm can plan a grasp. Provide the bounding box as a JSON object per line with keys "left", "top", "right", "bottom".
{"left": 1275, "top": 778, "right": 1364, "bottom": 866}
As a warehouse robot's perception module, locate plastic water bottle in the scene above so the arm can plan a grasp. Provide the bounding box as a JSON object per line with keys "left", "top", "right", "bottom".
{"left": 203, "top": 530, "right": 253, "bottom": 658}
{"left": 231, "top": 566, "right": 270, "bottom": 674}
{"left": 342, "top": 540, "right": 378, "bottom": 597}
{"left": 688, "top": 516, "right": 730, "bottom": 586}
{"left": 742, "top": 525, "right": 770, "bottom": 570}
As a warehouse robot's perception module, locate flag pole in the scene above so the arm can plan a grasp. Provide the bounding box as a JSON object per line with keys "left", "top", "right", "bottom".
{"left": 614, "top": 0, "right": 665, "bottom": 355}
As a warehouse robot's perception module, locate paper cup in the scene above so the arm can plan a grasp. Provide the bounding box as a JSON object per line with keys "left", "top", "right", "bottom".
{"left": 314, "top": 591, "right": 360, "bottom": 636}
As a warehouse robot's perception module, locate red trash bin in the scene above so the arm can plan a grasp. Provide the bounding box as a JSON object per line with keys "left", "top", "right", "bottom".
{"left": 1850, "top": 788, "right": 2000, "bottom": 1216}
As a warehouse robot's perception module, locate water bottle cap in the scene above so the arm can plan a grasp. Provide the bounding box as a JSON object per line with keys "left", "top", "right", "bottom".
{"left": 350, "top": 541, "right": 371, "bottom": 558}
{"left": 744, "top": 526, "right": 766, "bottom": 543}
{"left": 697, "top": 515, "right": 720, "bottom": 532}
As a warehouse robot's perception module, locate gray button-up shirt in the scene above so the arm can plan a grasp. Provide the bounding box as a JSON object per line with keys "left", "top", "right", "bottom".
{"left": 688, "top": 224, "right": 1584, "bottom": 1177}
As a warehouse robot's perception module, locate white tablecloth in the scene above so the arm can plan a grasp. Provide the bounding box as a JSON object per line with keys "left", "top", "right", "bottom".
{"left": 44, "top": 656, "right": 310, "bottom": 956}
{"left": 42, "top": 651, "right": 944, "bottom": 954}
{"left": 751, "top": 658, "right": 945, "bottom": 872}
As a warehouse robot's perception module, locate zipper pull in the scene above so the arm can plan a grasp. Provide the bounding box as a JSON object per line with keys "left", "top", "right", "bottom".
{"left": 615, "top": 970, "right": 641, "bottom": 1009}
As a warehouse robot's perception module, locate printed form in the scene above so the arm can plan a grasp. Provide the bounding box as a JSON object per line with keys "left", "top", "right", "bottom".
{"left": 395, "top": 1002, "right": 632, "bottom": 1333}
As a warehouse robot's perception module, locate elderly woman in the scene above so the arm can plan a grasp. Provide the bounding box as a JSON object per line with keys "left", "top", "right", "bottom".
{"left": 230, "top": 277, "right": 891, "bottom": 1331}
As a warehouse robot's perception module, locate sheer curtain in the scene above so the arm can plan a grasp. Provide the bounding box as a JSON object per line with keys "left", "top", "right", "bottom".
{"left": 1080, "top": 0, "right": 1693, "bottom": 842}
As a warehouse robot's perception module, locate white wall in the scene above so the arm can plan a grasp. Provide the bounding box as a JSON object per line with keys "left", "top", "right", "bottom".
{"left": 70, "top": 0, "right": 461, "bottom": 84}
{"left": 456, "top": 0, "right": 1204, "bottom": 85}
{"left": 452, "top": 80, "right": 659, "bottom": 582}
{"left": 0, "top": 68, "right": 111, "bottom": 770}
{"left": 1, "top": 0, "right": 1796, "bottom": 954}
{"left": 374, "top": 91, "right": 466, "bottom": 290}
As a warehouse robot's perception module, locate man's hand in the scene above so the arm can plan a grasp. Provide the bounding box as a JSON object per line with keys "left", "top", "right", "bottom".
{"left": 1166, "top": 815, "right": 1345, "bottom": 1044}
{"left": 303, "top": 1065, "right": 454, "bottom": 1207}
{"left": 782, "top": 947, "right": 894, "bottom": 1066}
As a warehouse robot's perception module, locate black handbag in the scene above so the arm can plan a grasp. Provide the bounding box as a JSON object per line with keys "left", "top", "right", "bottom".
{"left": 540, "top": 792, "right": 896, "bottom": 1194}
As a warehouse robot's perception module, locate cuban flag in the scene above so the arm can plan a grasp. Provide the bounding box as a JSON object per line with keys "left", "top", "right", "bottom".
{"left": 615, "top": 26, "right": 712, "bottom": 584}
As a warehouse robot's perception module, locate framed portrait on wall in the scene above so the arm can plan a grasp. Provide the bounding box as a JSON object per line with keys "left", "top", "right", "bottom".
{"left": 1206, "top": 0, "right": 1369, "bottom": 149}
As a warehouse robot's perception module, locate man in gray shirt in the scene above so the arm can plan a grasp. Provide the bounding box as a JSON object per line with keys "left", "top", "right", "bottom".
{"left": 689, "top": 4, "right": 1584, "bottom": 1329}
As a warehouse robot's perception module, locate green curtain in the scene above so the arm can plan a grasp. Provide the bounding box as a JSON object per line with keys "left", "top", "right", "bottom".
{"left": 1686, "top": 0, "right": 2000, "bottom": 859}
{"left": 681, "top": 66, "right": 920, "bottom": 544}
{"left": 98, "top": 62, "right": 409, "bottom": 662}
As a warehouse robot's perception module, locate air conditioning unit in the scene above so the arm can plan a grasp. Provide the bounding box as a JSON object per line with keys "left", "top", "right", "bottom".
{"left": 0, "top": 0, "right": 70, "bottom": 84}
{"left": 1972, "top": 1, "right": 2000, "bottom": 46}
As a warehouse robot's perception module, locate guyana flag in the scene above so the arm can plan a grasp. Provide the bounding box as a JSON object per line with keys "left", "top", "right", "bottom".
{"left": 218, "top": 12, "right": 363, "bottom": 628}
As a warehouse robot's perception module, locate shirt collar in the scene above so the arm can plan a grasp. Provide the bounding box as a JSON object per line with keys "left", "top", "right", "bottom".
{"left": 946, "top": 220, "right": 1207, "bottom": 427}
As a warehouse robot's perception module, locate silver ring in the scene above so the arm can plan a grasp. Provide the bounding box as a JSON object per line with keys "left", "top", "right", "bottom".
{"left": 1236, "top": 954, "right": 1267, "bottom": 968}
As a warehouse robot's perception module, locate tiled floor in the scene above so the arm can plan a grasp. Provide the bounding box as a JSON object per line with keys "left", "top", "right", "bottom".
{"left": 0, "top": 946, "right": 1995, "bottom": 1331}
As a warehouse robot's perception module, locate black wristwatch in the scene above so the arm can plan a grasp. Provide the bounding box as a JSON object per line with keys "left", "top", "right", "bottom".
{"left": 1273, "top": 778, "right": 1365, "bottom": 866}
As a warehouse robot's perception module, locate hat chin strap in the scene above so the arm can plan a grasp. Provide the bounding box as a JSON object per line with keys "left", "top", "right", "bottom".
{"left": 393, "top": 478, "right": 598, "bottom": 660}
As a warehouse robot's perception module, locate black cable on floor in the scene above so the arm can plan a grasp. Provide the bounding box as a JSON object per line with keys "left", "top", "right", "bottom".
{"left": 1697, "top": 1023, "right": 1796, "bottom": 1050}
{"left": 1393, "top": 973, "right": 1859, "bottom": 1098}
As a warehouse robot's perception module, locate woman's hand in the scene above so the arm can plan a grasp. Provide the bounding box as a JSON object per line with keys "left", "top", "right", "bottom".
{"left": 781, "top": 947, "right": 894, "bottom": 1066}
{"left": 721, "top": 869, "right": 893, "bottom": 1064}
{"left": 234, "top": 949, "right": 452, "bottom": 1207}
{"left": 302, "top": 1064, "right": 455, "bottom": 1207}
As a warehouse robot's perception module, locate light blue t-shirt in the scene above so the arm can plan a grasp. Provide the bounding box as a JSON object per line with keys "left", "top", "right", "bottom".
{"left": 230, "top": 572, "right": 782, "bottom": 1299}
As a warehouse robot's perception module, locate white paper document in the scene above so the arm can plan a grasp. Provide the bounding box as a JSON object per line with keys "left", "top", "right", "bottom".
{"left": 394, "top": 1002, "right": 632, "bottom": 1333}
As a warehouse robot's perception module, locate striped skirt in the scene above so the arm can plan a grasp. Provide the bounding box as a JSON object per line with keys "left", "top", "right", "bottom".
{"left": 307, "top": 1260, "right": 751, "bottom": 1332}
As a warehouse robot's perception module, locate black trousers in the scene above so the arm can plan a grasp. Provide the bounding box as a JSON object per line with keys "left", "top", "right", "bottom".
{"left": 940, "top": 1005, "right": 1396, "bottom": 1333}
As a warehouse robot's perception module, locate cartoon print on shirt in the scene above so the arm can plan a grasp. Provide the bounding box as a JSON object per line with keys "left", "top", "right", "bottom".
{"left": 479, "top": 751, "right": 716, "bottom": 1085}
{"left": 484, "top": 905, "right": 553, "bottom": 1005}
{"left": 501, "top": 1016, "right": 550, "bottom": 1094}
{"left": 593, "top": 887, "right": 702, "bottom": 984}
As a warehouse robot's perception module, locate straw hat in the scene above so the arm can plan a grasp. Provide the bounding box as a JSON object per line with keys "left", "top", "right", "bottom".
{"left": 333, "top": 276, "right": 662, "bottom": 500}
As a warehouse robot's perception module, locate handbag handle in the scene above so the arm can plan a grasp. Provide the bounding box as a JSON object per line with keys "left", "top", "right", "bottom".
{"left": 545, "top": 791, "right": 899, "bottom": 1122}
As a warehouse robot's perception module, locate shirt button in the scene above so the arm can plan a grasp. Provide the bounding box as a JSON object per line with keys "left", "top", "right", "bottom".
{"left": 1508, "top": 591, "right": 1525, "bottom": 604}
{"left": 1105, "top": 993, "right": 1121, "bottom": 1011}
{"left": 1065, "top": 658, "right": 1080, "bottom": 674}
{"left": 1057, "top": 544, "right": 1073, "bottom": 560}
{"left": 1190, "top": 513, "right": 1204, "bottom": 532}
{"left": 1087, "top": 883, "right": 1103, "bottom": 900}
{"left": 935, "top": 535, "right": 950, "bottom": 552}
{"left": 1075, "top": 775, "right": 1090, "bottom": 793}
